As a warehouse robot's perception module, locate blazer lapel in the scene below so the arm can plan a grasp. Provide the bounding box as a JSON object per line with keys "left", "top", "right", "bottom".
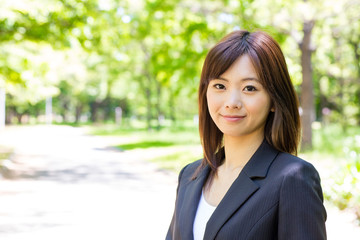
{"left": 179, "top": 165, "right": 210, "bottom": 240}
{"left": 204, "top": 140, "right": 279, "bottom": 240}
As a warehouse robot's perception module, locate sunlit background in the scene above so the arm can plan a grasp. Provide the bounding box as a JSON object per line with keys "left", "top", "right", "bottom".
{"left": 0, "top": 0, "right": 359, "bottom": 239}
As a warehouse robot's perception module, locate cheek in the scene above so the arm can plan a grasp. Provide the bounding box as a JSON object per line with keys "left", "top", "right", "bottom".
{"left": 206, "top": 91, "right": 220, "bottom": 114}
{"left": 245, "top": 95, "right": 271, "bottom": 115}
{"left": 256, "top": 98, "right": 271, "bottom": 115}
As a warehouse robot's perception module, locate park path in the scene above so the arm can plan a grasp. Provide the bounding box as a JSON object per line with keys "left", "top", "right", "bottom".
{"left": 0, "top": 125, "right": 177, "bottom": 240}
{"left": 0, "top": 125, "right": 359, "bottom": 239}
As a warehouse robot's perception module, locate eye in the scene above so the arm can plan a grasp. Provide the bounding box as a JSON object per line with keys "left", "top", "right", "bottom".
{"left": 214, "top": 84, "right": 226, "bottom": 90}
{"left": 243, "top": 85, "right": 257, "bottom": 92}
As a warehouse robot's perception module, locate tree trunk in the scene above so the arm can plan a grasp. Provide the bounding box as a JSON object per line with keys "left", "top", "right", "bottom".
{"left": 168, "top": 90, "right": 176, "bottom": 124}
{"left": 300, "top": 20, "right": 315, "bottom": 150}
{"left": 155, "top": 80, "right": 162, "bottom": 130}
{"left": 16, "top": 113, "right": 23, "bottom": 124}
{"left": 62, "top": 101, "right": 70, "bottom": 122}
{"left": 349, "top": 41, "right": 360, "bottom": 77}
{"left": 334, "top": 37, "right": 347, "bottom": 131}
{"left": 5, "top": 107, "right": 14, "bottom": 124}
{"left": 349, "top": 40, "right": 360, "bottom": 125}
{"left": 75, "top": 104, "right": 83, "bottom": 123}
{"left": 138, "top": 74, "right": 152, "bottom": 130}
{"left": 140, "top": 43, "right": 153, "bottom": 131}
{"left": 145, "top": 87, "right": 152, "bottom": 130}
{"left": 90, "top": 101, "right": 100, "bottom": 122}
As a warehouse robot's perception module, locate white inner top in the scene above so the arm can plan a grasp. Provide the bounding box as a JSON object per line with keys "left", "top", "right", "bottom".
{"left": 193, "top": 190, "right": 217, "bottom": 240}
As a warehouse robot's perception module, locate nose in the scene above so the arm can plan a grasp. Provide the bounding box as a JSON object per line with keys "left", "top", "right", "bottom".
{"left": 225, "top": 90, "right": 242, "bottom": 109}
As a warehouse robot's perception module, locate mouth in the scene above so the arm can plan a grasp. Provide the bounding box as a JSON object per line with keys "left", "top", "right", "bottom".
{"left": 221, "top": 115, "right": 245, "bottom": 122}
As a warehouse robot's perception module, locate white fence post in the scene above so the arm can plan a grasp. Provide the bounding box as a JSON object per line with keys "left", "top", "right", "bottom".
{"left": 46, "top": 96, "right": 52, "bottom": 125}
{"left": 115, "top": 107, "right": 122, "bottom": 125}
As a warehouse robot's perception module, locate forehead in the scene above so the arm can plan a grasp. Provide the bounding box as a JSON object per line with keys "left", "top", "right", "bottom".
{"left": 220, "top": 55, "right": 258, "bottom": 78}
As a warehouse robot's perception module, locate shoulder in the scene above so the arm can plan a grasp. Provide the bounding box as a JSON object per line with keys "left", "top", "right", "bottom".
{"left": 178, "top": 159, "right": 203, "bottom": 182}
{"left": 273, "top": 152, "right": 320, "bottom": 178}
{"left": 272, "top": 155, "right": 327, "bottom": 239}
{"left": 271, "top": 152, "right": 322, "bottom": 195}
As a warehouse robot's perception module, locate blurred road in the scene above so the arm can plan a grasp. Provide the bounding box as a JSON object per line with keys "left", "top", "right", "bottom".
{"left": 0, "top": 125, "right": 177, "bottom": 240}
{"left": 0, "top": 125, "right": 359, "bottom": 239}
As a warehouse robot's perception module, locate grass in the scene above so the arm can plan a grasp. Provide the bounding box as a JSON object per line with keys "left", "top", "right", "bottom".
{"left": 0, "top": 147, "right": 13, "bottom": 176}
{"left": 88, "top": 122, "right": 360, "bottom": 222}
{"left": 150, "top": 151, "right": 202, "bottom": 171}
{"left": 88, "top": 121, "right": 200, "bottom": 146}
{"left": 87, "top": 121, "right": 202, "bottom": 172}
{"left": 306, "top": 123, "right": 360, "bottom": 156}
{"left": 88, "top": 122, "right": 360, "bottom": 172}
{"left": 117, "top": 140, "right": 175, "bottom": 150}
{"left": 88, "top": 122, "right": 360, "bottom": 169}
{"left": 0, "top": 147, "right": 12, "bottom": 160}
{"left": 88, "top": 119, "right": 199, "bottom": 136}
{"left": 0, "top": 153, "right": 10, "bottom": 160}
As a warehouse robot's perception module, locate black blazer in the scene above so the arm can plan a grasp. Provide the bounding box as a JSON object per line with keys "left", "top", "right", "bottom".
{"left": 166, "top": 140, "right": 327, "bottom": 240}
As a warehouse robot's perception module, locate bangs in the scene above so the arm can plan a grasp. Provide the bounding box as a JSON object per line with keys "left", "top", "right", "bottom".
{"left": 202, "top": 34, "right": 251, "bottom": 85}
{"left": 246, "top": 48, "right": 267, "bottom": 86}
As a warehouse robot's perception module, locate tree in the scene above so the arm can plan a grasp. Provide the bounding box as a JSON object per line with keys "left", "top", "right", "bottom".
{"left": 243, "top": 0, "right": 350, "bottom": 149}
{"left": 0, "top": 0, "right": 100, "bottom": 123}
{"left": 2, "top": 0, "right": 359, "bottom": 131}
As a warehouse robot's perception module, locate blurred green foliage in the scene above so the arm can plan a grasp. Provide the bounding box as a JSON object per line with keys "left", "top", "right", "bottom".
{"left": 326, "top": 155, "right": 360, "bottom": 224}
{"left": 310, "top": 124, "right": 360, "bottom": 157}
{"left": 0, "top": 0, "right": 359, "bottom": 130}
{"left": 312, "top": 126, "right": 360, "bottom": 223}
{"left": 1, "top": 0, "right": 360, "bottom": 222}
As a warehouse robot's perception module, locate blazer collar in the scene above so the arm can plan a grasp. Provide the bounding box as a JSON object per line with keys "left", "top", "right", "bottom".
{"left": 242, "top": 139, "right": 279, "bottom": 178}
{"left": 204, "top": 140, "right": 279, "bottom": 240}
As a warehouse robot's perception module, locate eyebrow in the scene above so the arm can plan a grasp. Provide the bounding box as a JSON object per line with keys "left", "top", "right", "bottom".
{"left": 217, "top": 77, "right": 260, "bottom": 82}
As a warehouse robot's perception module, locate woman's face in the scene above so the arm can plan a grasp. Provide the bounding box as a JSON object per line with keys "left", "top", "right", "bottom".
{"left": 206, "top": 54, "right": 272, "bottom": 140}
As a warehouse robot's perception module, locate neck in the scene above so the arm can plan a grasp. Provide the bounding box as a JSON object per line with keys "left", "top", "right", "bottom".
{"left": 222, "top": 133, "right": 264, "bottom": 171}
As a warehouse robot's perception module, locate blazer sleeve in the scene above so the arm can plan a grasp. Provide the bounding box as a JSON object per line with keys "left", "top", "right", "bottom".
{"left": 166, "top": 164, "right": 189, "bottom": 240}
{"left": 278, "top": 162, "right": 327, "bottom": 240}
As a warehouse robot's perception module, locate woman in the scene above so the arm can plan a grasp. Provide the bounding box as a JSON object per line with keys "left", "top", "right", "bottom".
{"left": 166, "top": 30, "right": 327, "bottom": 240}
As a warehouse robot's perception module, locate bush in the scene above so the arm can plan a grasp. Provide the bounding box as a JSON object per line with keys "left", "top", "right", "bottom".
{"left": 323, "top": 135, "right": 360, "bottom": 224}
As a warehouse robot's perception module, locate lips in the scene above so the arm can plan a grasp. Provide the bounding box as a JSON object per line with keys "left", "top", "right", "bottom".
{"left": 221, "top": 115, "right": 245, "bottom": 122}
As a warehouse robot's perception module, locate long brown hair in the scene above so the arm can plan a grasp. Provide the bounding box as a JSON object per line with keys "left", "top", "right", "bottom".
{"left": 196, "top": 30, "right": 301, "bottom": 179}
